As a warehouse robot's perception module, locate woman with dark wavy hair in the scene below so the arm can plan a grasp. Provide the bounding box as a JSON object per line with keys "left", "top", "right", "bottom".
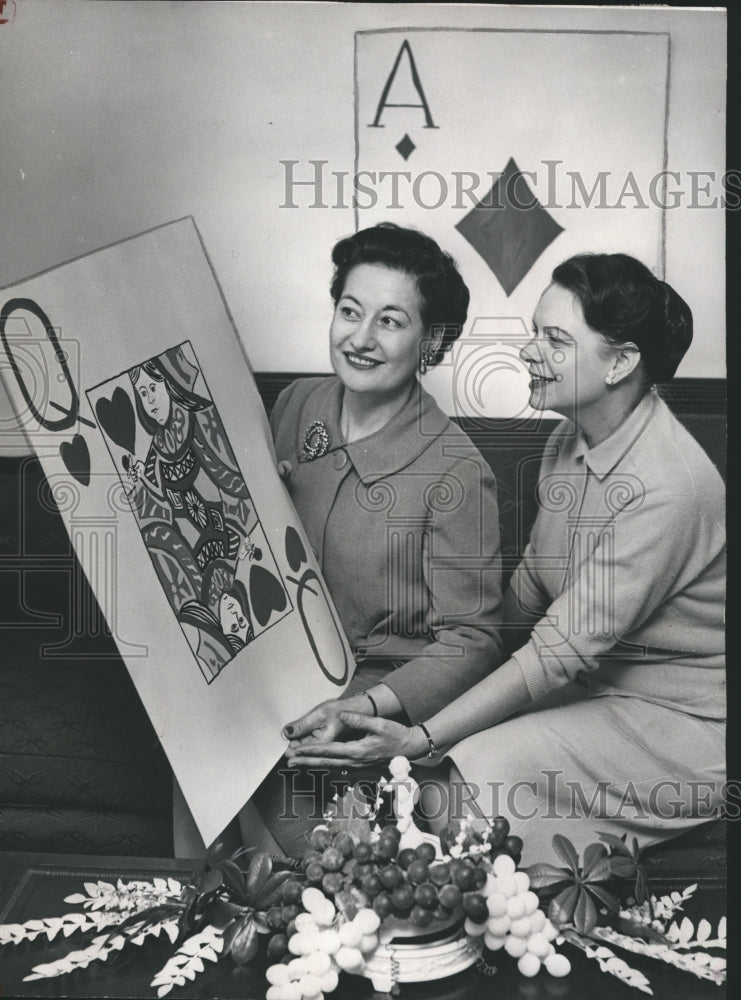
{"left": 287, "top": 252, "right": 726, "bottom": 864}
{"left": 230, "top": 223, "right": 505, "bottom": 856}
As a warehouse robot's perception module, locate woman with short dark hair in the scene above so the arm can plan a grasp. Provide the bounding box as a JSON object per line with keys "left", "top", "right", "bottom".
{"left": 233, "top": 223, "right": 503, "bottom": 855}
{"left": 288, "top": 252, "right": 726, "bottom": 864}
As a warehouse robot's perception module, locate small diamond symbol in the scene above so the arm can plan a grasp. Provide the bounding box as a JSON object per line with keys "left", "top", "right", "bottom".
{"left": 455, "top": 157, "right": 564, "bottom": 296}
{"left": 395, "top": 134, "right": 416, "bottom": 160}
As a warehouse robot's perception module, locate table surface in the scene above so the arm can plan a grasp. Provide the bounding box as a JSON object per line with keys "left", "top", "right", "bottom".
{"left": 0, "top": 851, "right": 727, "bottom": 1000}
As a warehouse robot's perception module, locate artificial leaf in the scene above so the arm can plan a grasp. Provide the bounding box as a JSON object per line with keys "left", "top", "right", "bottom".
{"left": 198, "top": 868, "right": 224, "bottom": 896}
{"left": 585, "top": 883, "right": 621, "bottom": 914}
{"left": 256, "top": 870, "right": 295, "bottom": 906}
{"left": 230, "top": 917, "right": 259, "bottom": 965}
{"left": 216, "top": 860, "right": 247, "bottom": 901}
{"left": 551, "top": 834, "right": 579, "bottom": 874}
{"left": 635, "top": 869, "right": 649, "bottom": 905}
{"left": 245, "top": 853, "right": 272, "bottom": 901}
{"left": 718, "top": 916, "right": 726, "bottom": 940}
{"left": 549, "top": 884, "right": 579, "bottom": 927}
{"left": 574, "top": 888, "right": 599, "bottom": 934}
{"left": 696, "top": 918, "right": 711, "bottom": 943}
{"left": 597, "top": 831, "right": 632, "bottom": 857}
{"left": 678, "top": 917, "right": 694, "bottom": 944}
{"left": 614, "top": 915, "right": 670, "bottom": 945}
{"left": 608, "top": 856, "right": 636, "bottom": 879}
{"left": 581, "top": 843, "right": 608, "bottom": 880}
{"left": 525, "top": 863, "right": 571, "bottom": 889}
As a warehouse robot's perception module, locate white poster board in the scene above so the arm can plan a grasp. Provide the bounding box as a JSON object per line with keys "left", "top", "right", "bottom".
{"left": 355, "top": 28, "right": 670, "bottom": 418}
{"left": 0, "top": 217, "right": 354, "bottom": 846}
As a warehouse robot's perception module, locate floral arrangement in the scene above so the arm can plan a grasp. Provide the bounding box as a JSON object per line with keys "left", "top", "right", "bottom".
{"left": 0, "top": 757, "right": 726, "bottom": 998}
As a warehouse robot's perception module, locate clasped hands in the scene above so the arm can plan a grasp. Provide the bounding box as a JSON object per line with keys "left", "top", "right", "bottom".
{"left": 282, "top": 698, "right": 426, "bottom": 768}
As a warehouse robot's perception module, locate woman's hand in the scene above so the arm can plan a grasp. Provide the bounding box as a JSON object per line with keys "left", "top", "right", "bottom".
{"left": 282, "top": 699, "right": 352, "bottom": 747}
{"left": 285, "top": 712, "right": 428, "bottom": 768}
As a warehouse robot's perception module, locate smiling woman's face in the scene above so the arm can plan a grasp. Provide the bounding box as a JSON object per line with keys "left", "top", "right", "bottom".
{"left": 329, "top": 263, "right": 427, "bottom": 401}
{"left": 520, "top": 283, "right": 616, "bottom": 421}
{"left": 134, "top": 371, "right": 171, "bottom": 426}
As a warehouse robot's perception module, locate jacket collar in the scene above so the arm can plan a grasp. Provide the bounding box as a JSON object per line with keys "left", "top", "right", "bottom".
{"left": 303, "top": 377, "right": 451, "bottom": 484}
{"left": 574, "top": 390, "right": 658, "bottom": 479}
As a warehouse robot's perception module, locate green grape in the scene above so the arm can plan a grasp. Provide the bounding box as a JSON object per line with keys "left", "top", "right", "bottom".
{"left": 438, "top": 884, "right": 462, "bottom": 910}
{"left": 321, "top": 847, "right": 344, "bottom": 871}
{"left": 397, "top": 848, "right": 417, "bottom": 870}
{"left": 322, "top": 872, "right": 344, "bottom": 896}
{"left": 452, "top": 863, "right": 476, "bottom": 892}
{"left": 409, "top": 905, "right": 433, "bottom": 928}
{"left": 406, "top": 860, "right": 430, "bottom": 885}
{"left": 391, "top": 884, "right": 414, "bottom": 913}
{"left": 267, "top": 934, "right": 289, "bottom": 961}
{"left": 333, "top": 832, "right": 355, "bottom": 858}
{"left": 413, "top": 883, "right": 439, "bottom": 911}
{"left": 372, "top": 892, "right": 394, "bottom": 918}
{"left": 429, "top": 862, "right": 451, "bottom": 887}
{"left": 362, "top": 874, "right": 384, "bottom": 899}
{"left": 352, "top": 842, "right": 373, "bottom": 863}
{"left": 462, "top": 893, "right": 488, "bottom": 923}
{"left": 378, "top": 864, "right": 403, "bottom": 890}
{"left": 415, "top": 842, "right": 436, "bottom": 864}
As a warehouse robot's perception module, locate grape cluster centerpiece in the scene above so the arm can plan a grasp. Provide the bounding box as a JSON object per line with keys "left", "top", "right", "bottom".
{"left": 261, "top": 756, "right": 571, "bottom": 997}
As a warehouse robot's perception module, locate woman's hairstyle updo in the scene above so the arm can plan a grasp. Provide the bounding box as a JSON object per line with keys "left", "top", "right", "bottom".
{"left": 329, "top": 223, "right": 470, "bottom": 368}
{"left": 551, "top": 253, "right": 693, "bottom": 384}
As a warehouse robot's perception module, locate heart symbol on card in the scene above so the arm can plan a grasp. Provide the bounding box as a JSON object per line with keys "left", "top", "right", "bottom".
{"left": 95, "top": 387, "right": 136, "bottom": 454}
{"left": 284, "top": 525, "right": 307, "bottom": 573}
{"left": 60, "top": 434, "right": 91, "bottom": 487}
{"left": 249, "top": 564, "right": 288, "bottom": 627}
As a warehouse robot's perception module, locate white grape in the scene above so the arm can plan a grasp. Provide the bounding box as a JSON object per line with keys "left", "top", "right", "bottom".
{"left": 294, "top": 914, "right": 319, "bottom": 934}
{"left": 306, "top": 951, "right": 332, "bottom": 976}
{"left": 496, "top": 874, "right": 518, "bottom": 898}
{"left": 320, "top": 970, "right": 339, "bottom": 993}
{"left": 335, "top": 946, "right": 364, "bottom": 972}
{"left": 354, "top": 908, "right": 381, "bottom": 934}
{"left": 506, "top": 896, "right": 525, "bottom": 919}
{"left": 486, "top": 893, "right": 507, "bottom": 917}
{"left": 302, "top": 888, "right": 327, "bottom": 914}
{"left": 545, "top": 952, "right": 572, "bottom": 977}
{"left": 359, "top": 933, "right": 379, "bottom": 954}
{"left": 483, "top": 932, "right": 507, "bottom": 951}
{"left": 504, "top": 935, "right": 528, "bottom": 958}
{"left": 513, "top": 871, "right": 530, "bottom": 894}
{"left": 518, "top": 953, "right": 541, "bottom": 977}
{"left": 317, "top": 930, "right": 341, "bottom": 955}
{"left": 529, "top": 909, "right": 546, "bottom": 933}
{"left": 527, "top": 932, "right": 551, "bottom": 959}
{"left": 338, "top": 922, "right": 363, "bottom": 948}
{"left": 487, "top": 915, "right": 510, "bottom": 937}
{"left": 509, "top": 917, "right": 532, "bottom": 938}
{"left": 464, "top": 918, "right": 487, "bottom": 937}
{"left": 522, "top": 891, "right": 540, "bottom": 916}
{"left": 266, "top": 963, "right": 292, "bottom": 986}
{"left": 492, "top": 854, "right": 516, "bottom": 878}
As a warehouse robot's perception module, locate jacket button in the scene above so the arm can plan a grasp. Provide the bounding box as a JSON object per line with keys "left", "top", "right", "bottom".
{"left": 333, "top": 449, "right": 348, "bottom": 471}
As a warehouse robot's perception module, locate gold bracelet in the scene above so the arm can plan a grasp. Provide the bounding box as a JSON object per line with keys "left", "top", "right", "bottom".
{"left": 418, "top": 722, "right": 439, "bottom": 759}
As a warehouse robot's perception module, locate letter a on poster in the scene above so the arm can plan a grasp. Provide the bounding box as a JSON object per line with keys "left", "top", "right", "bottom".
{"left": 0, "top": 218, "right": 354, "bottom": 846}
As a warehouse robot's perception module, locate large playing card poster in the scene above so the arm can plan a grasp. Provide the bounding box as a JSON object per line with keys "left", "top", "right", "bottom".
{"left": 355, "top": 29, "right": 669, "bottom": 418}
{"left": 0, "top": 218, "right": 353, "bottom": 846}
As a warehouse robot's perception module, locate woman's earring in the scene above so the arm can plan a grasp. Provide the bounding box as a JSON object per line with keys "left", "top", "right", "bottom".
{"left": 419, "top": 345, "right": 437, "bottom": 375}
{"left": 605, "top": 373, "right": 615, "bottom": 385}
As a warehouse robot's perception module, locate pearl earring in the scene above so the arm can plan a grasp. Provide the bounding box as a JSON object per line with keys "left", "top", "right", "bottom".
{"left": 606, "top": 374, "right": 615, "bottom": 385}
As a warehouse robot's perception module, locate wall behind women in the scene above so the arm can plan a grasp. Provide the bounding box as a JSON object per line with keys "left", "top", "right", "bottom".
{"left": 0, "top": 1, "right": 726, "bottom": 445}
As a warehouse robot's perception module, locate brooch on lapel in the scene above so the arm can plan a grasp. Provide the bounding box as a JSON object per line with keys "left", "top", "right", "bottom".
{"left": 300, "top": 420, "right": 331, "bottom": 462}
